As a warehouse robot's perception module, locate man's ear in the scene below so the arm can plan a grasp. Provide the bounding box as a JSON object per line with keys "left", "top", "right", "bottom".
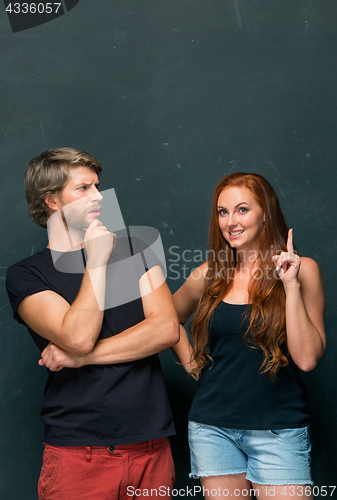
{"left": 44, "top": 193, "right": 60, "bottom": 214}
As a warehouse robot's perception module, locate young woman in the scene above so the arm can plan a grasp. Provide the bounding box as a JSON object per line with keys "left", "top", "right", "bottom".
{"left": 172, "top": 173, "right": 325, "bottom": 500}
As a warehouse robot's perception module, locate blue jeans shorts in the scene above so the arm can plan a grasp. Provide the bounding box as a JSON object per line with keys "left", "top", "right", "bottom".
{"left": 188, "top": 421, "right": 313, "bottom": 486}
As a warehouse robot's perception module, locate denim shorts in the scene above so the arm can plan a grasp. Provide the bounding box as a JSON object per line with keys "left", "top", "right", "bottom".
{"left": 188, "top": 421, "right": 313, "bottom": 485}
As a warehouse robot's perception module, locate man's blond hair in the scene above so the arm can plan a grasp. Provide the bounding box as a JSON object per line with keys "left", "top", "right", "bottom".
{"left": 25, "top": 148, "right": 102, "bottom": 228}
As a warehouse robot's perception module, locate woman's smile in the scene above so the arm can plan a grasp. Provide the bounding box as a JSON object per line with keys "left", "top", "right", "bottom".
{"left": 217, "top": 186, "right": 265, "bottom": 253}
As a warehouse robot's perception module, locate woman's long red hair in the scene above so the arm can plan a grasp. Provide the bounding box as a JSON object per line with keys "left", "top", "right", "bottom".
{"left": 190, "top": 173, "right": 290, "bottom": 380}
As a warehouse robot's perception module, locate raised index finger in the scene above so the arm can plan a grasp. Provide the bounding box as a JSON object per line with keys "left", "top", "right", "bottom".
{"left": 287, "top": 228, "right": 294, "bottom": 253}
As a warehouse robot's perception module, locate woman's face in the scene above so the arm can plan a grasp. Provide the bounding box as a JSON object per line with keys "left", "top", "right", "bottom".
{"left": 217, "top": 186, "right": 265, "bottom": 254}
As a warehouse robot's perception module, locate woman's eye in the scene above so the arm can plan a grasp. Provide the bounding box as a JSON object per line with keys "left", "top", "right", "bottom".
{"left": 238, "top": 207, "right": 248, "bottom": 213}
{"left": 218, "top": 209, "right": 227, "bottom": 216}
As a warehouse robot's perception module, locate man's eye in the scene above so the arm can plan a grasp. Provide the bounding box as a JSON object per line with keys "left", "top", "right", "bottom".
{"left": 78, "top": 186, "right": 88, "bottom": 190}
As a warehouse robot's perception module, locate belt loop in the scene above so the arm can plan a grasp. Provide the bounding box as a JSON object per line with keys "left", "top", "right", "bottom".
{"left": 85, "top": 446, "right": 92, "bottom": 462}
{"left": 148, "top": 440, "right": 153, "bottom": 454}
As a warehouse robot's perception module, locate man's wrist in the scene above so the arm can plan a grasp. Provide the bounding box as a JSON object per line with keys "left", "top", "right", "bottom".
{"left": 86, "top": 257, "right": 108, "bottom": 270}
{"left": 75, "top": 353, "right": 87, "bottom": 368}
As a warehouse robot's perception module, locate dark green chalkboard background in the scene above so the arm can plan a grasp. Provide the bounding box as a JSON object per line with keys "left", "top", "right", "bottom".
{"left": 0, "top": 1, "right": 336, "bottom": 498}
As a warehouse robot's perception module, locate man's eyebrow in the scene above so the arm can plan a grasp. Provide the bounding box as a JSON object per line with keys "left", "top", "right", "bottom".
{"left": 75, "top": 180, "right": 100, "bottom": 185}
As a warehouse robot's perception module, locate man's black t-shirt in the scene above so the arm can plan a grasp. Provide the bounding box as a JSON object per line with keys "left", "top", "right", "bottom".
{"left": 6, "top": 238, "right": 175, "bottom": 446}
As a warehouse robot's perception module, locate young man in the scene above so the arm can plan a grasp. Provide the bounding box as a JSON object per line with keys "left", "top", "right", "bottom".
{"left": 6, "top": 148, "right": 179, "bottom": 500}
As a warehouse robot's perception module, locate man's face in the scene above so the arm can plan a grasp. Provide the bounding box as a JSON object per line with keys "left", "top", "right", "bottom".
{"left": 57, "top": 166, "right": 103, "bottom": 232}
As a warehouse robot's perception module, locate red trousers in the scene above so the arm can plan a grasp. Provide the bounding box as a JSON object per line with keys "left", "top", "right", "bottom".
{"left": 38, "top": 438, "right": 175, "bottom": 500}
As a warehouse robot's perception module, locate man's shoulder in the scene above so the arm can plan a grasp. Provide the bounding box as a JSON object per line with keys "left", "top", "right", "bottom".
{"left": 6, "top": 248, "right": 51, "bottom": 279}
{"left": 6, "top": 248, "right": 55, "bottom": 321}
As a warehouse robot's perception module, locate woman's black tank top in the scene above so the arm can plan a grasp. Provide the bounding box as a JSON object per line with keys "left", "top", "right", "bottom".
{"left": 189, "top": 301, "right": 310, "bottom": 429}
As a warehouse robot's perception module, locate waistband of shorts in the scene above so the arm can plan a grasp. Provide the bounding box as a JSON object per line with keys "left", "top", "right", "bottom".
{"left": 43, "top": 437, "right": 168, "bottom": 454}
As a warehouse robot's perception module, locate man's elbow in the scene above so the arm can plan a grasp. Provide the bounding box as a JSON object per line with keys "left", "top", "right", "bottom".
{"left": 66, "top": 338, "right": 95, "bottom": 357}
{"left": 163, "top": 319, "right": 180, "bottom": 348}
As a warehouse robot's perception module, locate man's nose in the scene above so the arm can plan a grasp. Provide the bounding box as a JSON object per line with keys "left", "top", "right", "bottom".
{"left": 90, "top": 186, "right": 103, "bottom": 201}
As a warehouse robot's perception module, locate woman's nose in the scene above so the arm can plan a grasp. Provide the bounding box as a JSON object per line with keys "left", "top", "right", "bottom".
{"left": 227, "top": 213, "right": 237, "bottom": 226}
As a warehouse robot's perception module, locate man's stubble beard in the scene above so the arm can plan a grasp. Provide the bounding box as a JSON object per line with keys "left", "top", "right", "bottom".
{"left": 59, "top": 193, "right": 102, "bottom": 232}
{"left": 60, "top": 201, "right": 91, "bottom": 233}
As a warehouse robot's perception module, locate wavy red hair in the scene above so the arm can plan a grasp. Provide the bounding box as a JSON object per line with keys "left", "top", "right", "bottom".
{"left": 190, "top": 173, "right": 290, "bottom": 380}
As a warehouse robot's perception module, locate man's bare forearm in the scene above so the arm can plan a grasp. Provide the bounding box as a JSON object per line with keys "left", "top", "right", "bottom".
{"left": 59, "top": 264, "right": 107, "bottom": 355}
{"left": 19, "top": 222, "right": 116, "bottom": 357}
{"left": 39, "top": 270, "right": 180, "bottom": 369}
{"left": 84, "top": 314, "right": 179, "bottom": 365}
{"left": 39, "top": 313, "right": 179, "bottom": 370}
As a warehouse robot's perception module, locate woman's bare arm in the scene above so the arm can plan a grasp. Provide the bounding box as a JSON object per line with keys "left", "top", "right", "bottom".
{"left": 273, "top": 229, "right": 325, "bottom": 371}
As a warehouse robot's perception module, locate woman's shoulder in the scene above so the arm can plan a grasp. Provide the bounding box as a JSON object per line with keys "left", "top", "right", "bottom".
{"left": 298, "top": 256, "right": 322, "bottom": 285}
{"left": 173, "top": 262, "right": 209, "bottom": 318}
{"left": 190, "top": 261, "right": 209, "bottom": 280}
{"left": 182, "top": 262, "right": 209, "bottom": 296}
{"left": 299, "top": 256, "right": 320, "bottom": 273}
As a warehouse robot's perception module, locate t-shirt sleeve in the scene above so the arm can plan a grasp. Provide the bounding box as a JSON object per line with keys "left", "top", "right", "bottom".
{"left": 129, "top": 236, "right": 166, "bottom": 279}
{"left": 6, "top": 263, "right": 52, "bottom": 324}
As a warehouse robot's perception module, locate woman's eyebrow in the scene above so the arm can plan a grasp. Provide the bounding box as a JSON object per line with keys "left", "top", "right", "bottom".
{"left": 217, "top": 201, "right": 249, "bottom": 209}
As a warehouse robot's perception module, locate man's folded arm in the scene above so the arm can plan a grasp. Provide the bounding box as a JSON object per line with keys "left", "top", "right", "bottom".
{"left": 39, "top": 266, "right": 180, "bottom": 370}
{"left": 18, "top": 264, "right": 107, "bottom": 357}
{"left": 17, "top": 220, "right": 117, "bottom": 357}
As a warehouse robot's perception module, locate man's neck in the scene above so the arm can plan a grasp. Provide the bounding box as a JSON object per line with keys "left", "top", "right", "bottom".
{"left": 47, "top": 215, "right": 85, "bottom": 252}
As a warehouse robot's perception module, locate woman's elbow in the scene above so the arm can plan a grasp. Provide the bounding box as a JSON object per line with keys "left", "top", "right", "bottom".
{"left": 297, "top": 352, "right": 323, "bottom": 372}
{"left": 298, "top": 359, "right": 317, "bottom": 372}
{"left": 293, "top": 340, "right": 325, "bottom": 372}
